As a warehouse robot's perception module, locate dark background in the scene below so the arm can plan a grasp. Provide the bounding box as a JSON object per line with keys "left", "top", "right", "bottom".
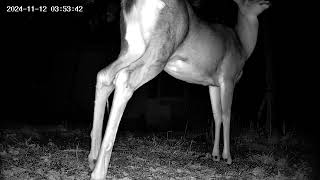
{"left": 1, "top": 0, "right": 314, "bottom": 146}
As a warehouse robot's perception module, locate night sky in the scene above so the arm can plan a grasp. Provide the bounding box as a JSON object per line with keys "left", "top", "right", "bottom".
{"left": 1, "top": 0, "right": 314, "bottom": 142}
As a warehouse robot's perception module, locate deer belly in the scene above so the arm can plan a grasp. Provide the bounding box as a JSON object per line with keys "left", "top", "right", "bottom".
{"left": 164, "top": 56, "right": 213, "bottom": 86}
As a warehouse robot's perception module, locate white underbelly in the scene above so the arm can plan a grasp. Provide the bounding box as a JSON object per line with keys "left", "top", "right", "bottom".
{"left": 164, "top": 57, "right": 213, "bottom": 86}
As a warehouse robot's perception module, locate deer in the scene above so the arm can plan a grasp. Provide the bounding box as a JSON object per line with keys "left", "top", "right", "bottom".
{"left": 88, "top": 0, "right": 270, "bottom": 179}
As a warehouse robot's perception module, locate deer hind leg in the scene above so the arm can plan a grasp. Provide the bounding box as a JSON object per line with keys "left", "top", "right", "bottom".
{"left": 90, "top": 59, "right": 166, "bottom": 180}
{"left": 220, "top": 80, "right": 234, "bottom": 164}
{"left": 209, "top": 86, "right": 223, "bottom": 162}
{"left": 88, "top": 63, "right": 120, "bottom": 170}
{"left": 90, "top": 67, "right": 134, "bottom": 180}
{"left": 88, "top": 57, "right": 140, "bottom": 170}
{"left": 88, "top": 69, "right": 114, "bottom": 170}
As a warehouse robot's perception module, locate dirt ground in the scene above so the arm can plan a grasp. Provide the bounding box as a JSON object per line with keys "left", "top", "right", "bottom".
{"left": 0, "top": 125, "right": 314, "bottom": 179}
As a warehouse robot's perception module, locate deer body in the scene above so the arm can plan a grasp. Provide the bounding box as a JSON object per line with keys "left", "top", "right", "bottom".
{"left": 165, "top": 20, "right": 245, "bottom": 86}
{"left": 89, "top": 0, "right": 270, "bottom": 179}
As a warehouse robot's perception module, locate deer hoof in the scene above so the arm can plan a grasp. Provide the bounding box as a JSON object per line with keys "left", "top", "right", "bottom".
{"left": 222, "top": 153, "right": 232, "bottom": 165}
{"left": 88, "top": 159, "right": 96, "bottom": 170}
{"left": 212, "top": 155, "right": 220, "bottom": 162}
{"left": 225, "top": 158, "right": 232, "bottom": 165}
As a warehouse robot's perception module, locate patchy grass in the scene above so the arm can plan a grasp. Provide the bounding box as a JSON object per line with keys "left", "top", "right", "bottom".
{"left": 0, "top": 126, "right": 314, "bottom": 179}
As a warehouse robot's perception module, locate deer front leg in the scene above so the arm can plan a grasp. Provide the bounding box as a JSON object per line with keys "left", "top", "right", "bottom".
{"left": 91, "top": 68, "right": 133, "bottom": 180}
{"left": 220, "top": 81, "right": 234, "bottom": 164}
{"left": 209, "top": 86, "right": 223, "bottom": 162}
{"left": 88, "top": 70, "right": 115, "bottom": 170}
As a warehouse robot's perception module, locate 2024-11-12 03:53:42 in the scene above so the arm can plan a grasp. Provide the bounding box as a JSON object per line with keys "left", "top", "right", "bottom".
{"left": 6, "top": 5, "right": 84, "bottom": 13}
